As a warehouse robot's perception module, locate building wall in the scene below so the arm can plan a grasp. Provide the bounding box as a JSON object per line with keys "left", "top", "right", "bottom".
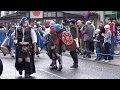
{"left": 93, "top": 11, "right": 104, "bottom": 28}
{"left": 0, "top": 11, "right": 17, "bottom": 17}
{"left": 99, "top": 11, "right": 104, "bottom": 22}
{"left": 1, "top": 11, "right": 7, "bottom": 17}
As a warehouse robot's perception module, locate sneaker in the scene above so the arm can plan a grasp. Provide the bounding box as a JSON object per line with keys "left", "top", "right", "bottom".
{"left": 104, "top": 60, "right": 109, "bottom": 63}
{"left": 94, "top": 58, "right": 98, "bottom": 61}
{"left": 100, "top": 59, "right": 105, "bottom": 62}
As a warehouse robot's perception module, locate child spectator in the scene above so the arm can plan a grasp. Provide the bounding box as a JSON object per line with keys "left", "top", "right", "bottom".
{"left": 94, "top": 29, "right": 102, "bottom": 61}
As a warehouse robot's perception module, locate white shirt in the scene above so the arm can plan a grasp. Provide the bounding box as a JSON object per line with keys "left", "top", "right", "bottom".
{"left": 43, "top": 27, "right": 50, "bottom": 37}
{"left": 31, "top": 28, "right": 37, "bottom": 44}
{"left": 91, "top": 24, "right": 96, "bottom": 37}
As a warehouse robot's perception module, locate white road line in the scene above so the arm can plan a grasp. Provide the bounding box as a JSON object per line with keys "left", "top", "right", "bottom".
{"left": 39, "top": 69, "right": 67, "bottom": 79}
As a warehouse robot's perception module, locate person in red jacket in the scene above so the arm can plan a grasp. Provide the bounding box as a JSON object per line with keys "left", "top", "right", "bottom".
{"left": 49, "top": 24, "right": 63, "bottom": 71}
{"left": 105, "top": 17, "right": 114, "bottom": 60}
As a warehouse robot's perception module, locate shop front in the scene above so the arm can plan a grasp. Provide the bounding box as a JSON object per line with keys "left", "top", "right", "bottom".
{"left": 103, "top": 11, "right": 120, "bottom": 23}
{"left": 43, "top": 11, "right": 64, "bottom": 27}
{"left": 0, "top": 11, "right": 29, "bottom": 28}
{"left": 43, "top": 11, "right": 86, "bottom": 27}
{"left": 29, "top": 11, "right": 43, "bottom": 25}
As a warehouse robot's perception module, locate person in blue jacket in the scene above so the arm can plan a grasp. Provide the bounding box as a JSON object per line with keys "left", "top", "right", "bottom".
{"left": 0, "top": 28, "right": 6, "bottom": 45}
{"left": 33, "top": 25, "right": 44, "bottom": 58}
{"left": 7, "top": 25, "right": 15, "bottom": 57}
{"left": 0, "top": 28, "right": 7, "bottom": 56}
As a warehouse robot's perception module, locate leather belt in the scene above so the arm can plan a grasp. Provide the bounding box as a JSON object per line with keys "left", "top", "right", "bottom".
{"left": 19, "top": 42, "right": 29, "bottom": 45}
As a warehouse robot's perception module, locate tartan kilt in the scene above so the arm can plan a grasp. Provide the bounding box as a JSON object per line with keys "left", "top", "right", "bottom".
{"left": 16, "top": 44, "right": 32, "bottom": 58}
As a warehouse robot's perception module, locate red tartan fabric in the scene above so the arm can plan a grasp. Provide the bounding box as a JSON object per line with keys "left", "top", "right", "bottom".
{"left": 109, "top": 22, "right": 114, "bottom": 37}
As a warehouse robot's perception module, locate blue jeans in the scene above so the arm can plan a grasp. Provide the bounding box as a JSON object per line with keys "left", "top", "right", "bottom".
{"left": 110, "top": 37, "right": 114, "bottom": 59}
{"left": 96, "top": 45, "right": 102, "bottom": 60}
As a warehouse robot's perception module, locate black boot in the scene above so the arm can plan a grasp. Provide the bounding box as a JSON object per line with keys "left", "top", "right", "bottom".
{"left": 70, "top": 63, "right": 78, "bottom": 68}
{"left": 50, "top": 65, "right": 58, "bottom": 70}
{"left": 50, "top": 61, "right": 54, "bottom": 66}
{"left": 50, "top": 58, "right": 57, "bottom": 70}
{"left": 58, "top": 65, "right": 62, "bottom": 71}
{"left": 70, "top": 50, "right": 78, "bottom": 68}
{"left": 25, "top": 62, "right": 30, "bottom": 78}
{"left": 25, "top": 69, "right": 30, "bottom": 78}
{"left": 19, "top": 70, "right": 22, "bottom": 75}
{"left": 57, "top": 56, "right": 62, "bottom": 71}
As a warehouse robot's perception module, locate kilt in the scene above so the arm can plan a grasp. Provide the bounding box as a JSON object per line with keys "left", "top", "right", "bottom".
{"left": 16, "top": 44, "right": 32, "bottom": 58}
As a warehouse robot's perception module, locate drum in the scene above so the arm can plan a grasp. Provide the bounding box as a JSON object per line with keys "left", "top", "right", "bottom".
{"left": 0, "top": 36, "right": 10, "bottom": 54}
{"left": 65, "top": 40, "right": 76, "bottom": 52}
{"left": 0, "top": 59, "right": 3, "bottom": 76}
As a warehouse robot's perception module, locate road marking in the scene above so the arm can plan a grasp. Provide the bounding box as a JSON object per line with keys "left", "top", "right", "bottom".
{"left": 39, "top": 69, "right": 67, "bottom": 79}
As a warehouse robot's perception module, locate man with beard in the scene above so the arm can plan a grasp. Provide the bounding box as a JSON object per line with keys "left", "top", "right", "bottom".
{"left": 69, "top": 19, "right": 78, "bottom": 68}
{"left": 13, "top": 17, "right": 37, "bottom": 78}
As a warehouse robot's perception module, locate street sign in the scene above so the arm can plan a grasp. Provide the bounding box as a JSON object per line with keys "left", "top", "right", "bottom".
{"left": 44, "top": 12, "right": 56, "bottom": 17}
{"left": 30, "top": 11, "right": 43, "bottom": 19}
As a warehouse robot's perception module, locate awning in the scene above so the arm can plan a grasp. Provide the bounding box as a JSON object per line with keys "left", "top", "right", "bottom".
{"left": 62, "top": 11, "right": 89, "bottom": 15}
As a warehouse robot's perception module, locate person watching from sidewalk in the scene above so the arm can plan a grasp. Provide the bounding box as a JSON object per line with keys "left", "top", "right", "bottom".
{"left": 115, "top": 18, "right": 120, "bottom": 55}
{"left": 83, "top": 21, "right": 94, "bottom": 58}
{"left": 99, "top": 21, "right": 105, "bottom": 59}
{"left": 102, "top": 25, "right": 112, "bottom": 63}
{"left": 77, "top": 20, "right": 83, "bottom": 55}
{"left": 94, "top": 29, "right": 102, "bottom": 61}
{"left": 105, "top": 17, "right": 114, "bottom": 60}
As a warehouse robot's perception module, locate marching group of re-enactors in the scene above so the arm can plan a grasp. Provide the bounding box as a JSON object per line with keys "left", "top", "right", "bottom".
{"left": 0, "top": 17, "right": 81, "bottom": 78}
{"left": 0, "top": 16, "right": 116, "bottom": 78}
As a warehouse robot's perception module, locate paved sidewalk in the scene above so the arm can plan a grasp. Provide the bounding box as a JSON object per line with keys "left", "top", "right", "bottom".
{"left": 62, "top": 51, "right": 120, "bottom": 66}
